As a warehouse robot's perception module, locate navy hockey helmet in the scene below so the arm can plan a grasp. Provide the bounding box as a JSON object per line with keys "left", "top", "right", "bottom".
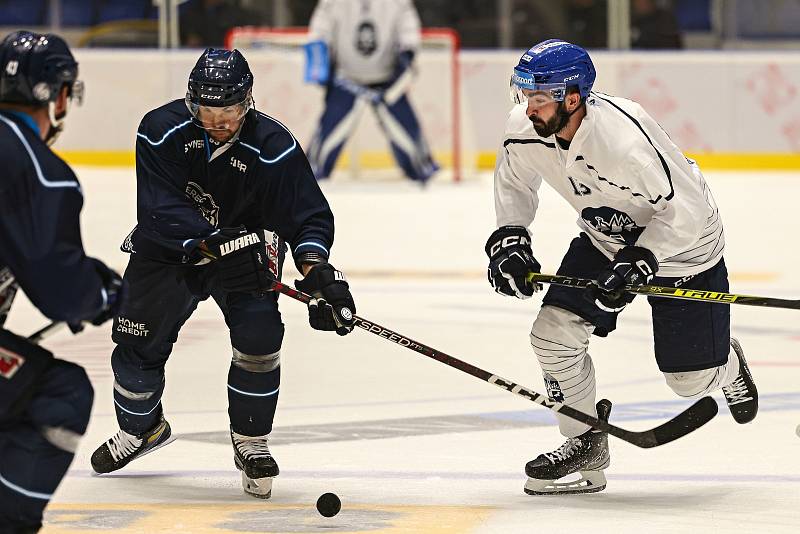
{"left": 0, "top": 30, "right": 83, "bottom": 106}
{"left": 510, "top": 39, "right": 595, "bottom": 105}
{"left": 186, "top": 47, "right": 253, "bottom": 107}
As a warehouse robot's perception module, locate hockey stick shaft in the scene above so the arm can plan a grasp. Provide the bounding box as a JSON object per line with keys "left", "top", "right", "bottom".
{"left": 270, "top": 279, "right": 717, "bottom": 448}
{"left": 27, "top": 321, "right": 69, "bottom": 343}
{"left": 527, "top": 272, "right": 800, "bottom": 310}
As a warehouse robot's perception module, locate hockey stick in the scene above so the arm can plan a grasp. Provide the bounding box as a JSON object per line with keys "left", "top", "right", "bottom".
{"left": 270, "top": 279, "right": 718, "bottom": 449}
{"left": 27, "top": 321, "right": 69, "bottom": 343}
{"left": 527, "top": 272, "right": 800, "bottom": 310}
{"left": 27, "top": 320, "right": 85, "bottom": 343}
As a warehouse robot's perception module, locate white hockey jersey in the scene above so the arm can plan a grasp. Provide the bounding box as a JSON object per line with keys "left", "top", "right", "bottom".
{"left": 308, "top": 0, "right": 421, "bottom": 85}
{"left": 494, "top": 92, "right": 724, "bottom": 278}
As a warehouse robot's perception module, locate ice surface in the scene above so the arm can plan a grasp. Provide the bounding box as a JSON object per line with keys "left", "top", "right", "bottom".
{"left": 8, "top": 169, "right": 797, "bottom": 533}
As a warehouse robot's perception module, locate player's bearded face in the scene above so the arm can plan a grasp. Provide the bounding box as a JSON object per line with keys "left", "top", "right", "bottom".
{"left": 529, "top": 101, "right": 571, "bottom": 138}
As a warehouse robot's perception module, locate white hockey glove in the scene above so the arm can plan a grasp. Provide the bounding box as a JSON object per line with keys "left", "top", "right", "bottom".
{"left": 485, "top": 226, "right": 542, "bottom": 299}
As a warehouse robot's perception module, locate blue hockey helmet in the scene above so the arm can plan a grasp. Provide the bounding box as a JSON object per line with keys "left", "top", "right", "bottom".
{"left": 186, "top": 48, "right": 253, "bottom": 108}
{"left": 510, "top": 39, "right": 595, "bottom": 106}
{"left": 0, "top": 30, "right": 83, "bottom": 106}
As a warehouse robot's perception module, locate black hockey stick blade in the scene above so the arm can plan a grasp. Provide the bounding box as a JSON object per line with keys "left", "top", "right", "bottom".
{"left": 270, "top": 280, "right": 718, "bottom": 449}
{"left": 603, "top": 396, "right": 718, "bottom": 448}
{"left": 527, "top": 272, "right": 800, "bottom": 310}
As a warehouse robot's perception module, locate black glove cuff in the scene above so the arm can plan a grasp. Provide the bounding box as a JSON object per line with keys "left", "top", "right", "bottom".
{"left": 295, "top": 263, "right": 348, "bottom": 294}
{"left": 294, "top": 251, "right": 328, "bottom": 272}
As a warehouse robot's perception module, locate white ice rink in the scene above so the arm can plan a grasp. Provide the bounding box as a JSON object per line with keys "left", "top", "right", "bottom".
{"left": 8, "top": 168, "right": 799, "bottom": 533}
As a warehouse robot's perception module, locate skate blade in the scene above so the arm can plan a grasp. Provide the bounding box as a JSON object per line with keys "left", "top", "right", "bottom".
{"left": 524, "top": 470, "right": 607, "bottom": 495}
{"left": 136, "top": 434, "right": 177, "bottom": 462}
{"left": 90, "top": 435, "right": 177, "bottom": 477}
{"left": 242, "top": 472, "right": 273, "bottom": 499}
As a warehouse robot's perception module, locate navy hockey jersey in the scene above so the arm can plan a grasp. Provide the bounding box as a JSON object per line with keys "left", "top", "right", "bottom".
{"left": 127, "top": 99, "right": 334, "bottom": 264}
{"left": 0, "top": 110, "right": 107, "bottom": 322}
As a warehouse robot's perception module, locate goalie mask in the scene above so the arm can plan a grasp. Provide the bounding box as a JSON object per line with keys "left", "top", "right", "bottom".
{"left": 186, "top": 48, "right": 254, "bottom": 137}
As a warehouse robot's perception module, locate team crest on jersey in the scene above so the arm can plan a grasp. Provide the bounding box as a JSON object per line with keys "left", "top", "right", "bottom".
{"left": 0, "top": 347, "right": 24, "bottom": 379}
{"left": 581, "top": 207, "right": 644, "bottom": 245}
{"left": 355, "top": 21, "right": 377, "bottom": 56}
{"left": 185, "top": 182, "right": 220, "bottom": 227}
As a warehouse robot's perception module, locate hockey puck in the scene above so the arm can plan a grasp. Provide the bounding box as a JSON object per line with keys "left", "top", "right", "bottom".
{"left": 316, "top": 492, "right": 341, "bottom": 517}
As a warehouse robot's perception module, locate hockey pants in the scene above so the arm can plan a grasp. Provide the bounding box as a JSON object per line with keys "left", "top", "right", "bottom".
{"left": 531, "top": 234, "right": 737, "bottom": 437}
{"left": 110, "top": 255, "right": 284, "bottom": 437}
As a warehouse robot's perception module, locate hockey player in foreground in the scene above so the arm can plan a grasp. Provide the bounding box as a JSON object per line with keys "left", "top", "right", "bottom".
{"left": 90, "top": 47, "right": 356, "bottom": 499}
{"left": 485, "top": 40, "right": 758, "bottom": 495}
{"left": 304, "top": 0, "right": 439, "bottom": 183}
{"left": 0, "top": 31, "right": 123, "bottom": 531}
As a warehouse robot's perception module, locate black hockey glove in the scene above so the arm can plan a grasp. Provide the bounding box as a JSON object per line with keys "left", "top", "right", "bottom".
{"left": 88, "top": 259, "right": 124, "bottom": 326}
{"left": 485, "top": 226, "right": 542, "bottom": 299}
{"left": 191, "top": 227, "right": 275, "bottom": 294}
{"left": 587, "top": 246, "right": 659, "bottom": 312}
{"left": 295, "top": 263, "right": 356, "bottom": 336}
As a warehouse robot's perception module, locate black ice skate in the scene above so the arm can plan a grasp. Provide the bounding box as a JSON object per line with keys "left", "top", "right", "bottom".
{"left": 524, "top": 399, "right": 611, "bottom": 495}
{"left": 722, "top": 338, "right": 758, "bottom": 424}
{"left": 91, "top": 415, "right": 174, "bottom": 474}
{"left": 231, "top": 428, "right": 279, "bottom": 499}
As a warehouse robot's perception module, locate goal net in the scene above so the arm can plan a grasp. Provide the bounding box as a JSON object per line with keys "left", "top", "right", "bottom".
{"left": 226, "top": 26, "right": 463, "bottom": 182}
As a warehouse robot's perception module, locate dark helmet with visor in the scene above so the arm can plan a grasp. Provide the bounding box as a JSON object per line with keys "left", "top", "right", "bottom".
{"left": 186, "top": 47, "right": 253, "bottom": 131}
{"left": 0, "top": 30, "right": 84, "bottom": 144}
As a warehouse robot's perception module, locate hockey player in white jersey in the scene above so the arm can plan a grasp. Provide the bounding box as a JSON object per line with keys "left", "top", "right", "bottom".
{"left": 485, "top": 40, "right": 758, "bottom": 495}
{"left": 303, "top": 0, "right": 439, "bottom": 183}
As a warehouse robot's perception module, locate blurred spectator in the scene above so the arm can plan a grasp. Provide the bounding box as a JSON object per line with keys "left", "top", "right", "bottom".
{"left": 416, "top": 0, "right": 499, "bottom": 47}
{"left": 180, "top": 0, "right": 258, "bottom": 48}
{"left": 287, "top": 0, "right": 317, "bottom": 28}
{"left": 631, "top": 0, "right": 683, "bottom": 48}
{"left": 511, "top": 0, "right": 570, "bottom": 49}
{"left": 565, "top": 0, "right": 608, "bottom": 49}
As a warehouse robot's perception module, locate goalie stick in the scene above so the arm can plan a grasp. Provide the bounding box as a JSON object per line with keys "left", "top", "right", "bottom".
{"left": 270, "top": 279, "right": 717, "bottom": 449}
{"left": 527, "top": 272, "right": 800, "bottom": 310}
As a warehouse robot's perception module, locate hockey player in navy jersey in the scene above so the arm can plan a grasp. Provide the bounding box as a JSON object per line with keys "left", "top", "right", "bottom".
{"left": 304, "top": 0, "right": 438, "bottom": 183}
{"left": 89, "top": 47, "right": 356, "bottom": 499}
{"left": 485, "top": 40, "right": 758, "bottom": 495}
{"left": 0, "top": 31, "right": 123, "bottom": 531}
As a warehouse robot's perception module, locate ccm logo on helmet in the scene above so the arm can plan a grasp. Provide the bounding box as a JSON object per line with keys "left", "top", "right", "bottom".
{"left": 220, "top": 233, "right": 260, "bottom": 256}
{"left": 201, "top": 94, "right": 222, "bottom": 100}
{"left": 564, "top": 73, "right": 580, "bottom": 81}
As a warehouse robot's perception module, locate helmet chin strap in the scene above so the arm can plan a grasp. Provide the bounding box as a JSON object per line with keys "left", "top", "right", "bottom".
{"left": 44, "top": 101, "right": 66, "bottom": 147}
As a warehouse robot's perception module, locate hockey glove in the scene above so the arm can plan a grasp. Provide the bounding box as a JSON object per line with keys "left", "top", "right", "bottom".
{"left": 88, "top": 259, "right": 124, "bottom": 326}
{"left": 588, "top": 246, "right": 659, "bottom": 312}
{"left": 190, "top": 227, "right": 275, "bottom": 294}
{"left": 485, "top": 226, "right": 542, "bottom": 299}
{"left": 295, "top": 263, "right": 356, "bottom": 336}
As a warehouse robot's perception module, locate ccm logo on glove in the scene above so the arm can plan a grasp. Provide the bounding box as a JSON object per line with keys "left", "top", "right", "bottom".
{"left": 488, "top": 234, "right": 530, "bottom": 258}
